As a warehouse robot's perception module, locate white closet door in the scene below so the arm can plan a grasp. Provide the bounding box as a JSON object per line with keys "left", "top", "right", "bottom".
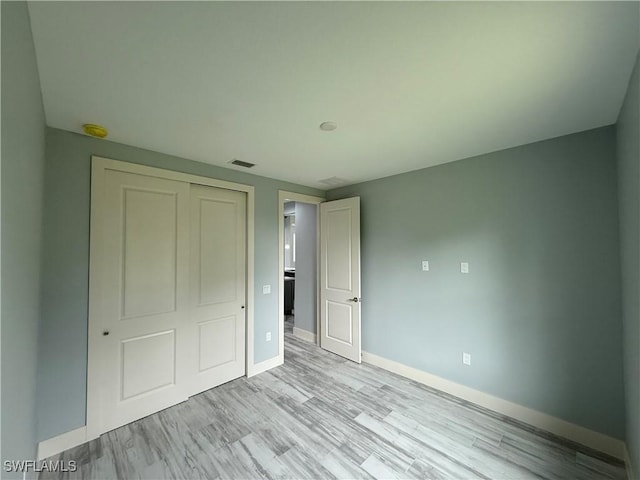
{"left": 91, "top": 169, "right": 191, "bottom": 435}
{"left": 188, "top": 184, "right": 246, "bottom": 396}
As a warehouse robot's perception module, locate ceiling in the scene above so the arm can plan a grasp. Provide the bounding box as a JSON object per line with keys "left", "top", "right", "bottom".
{"left": 28, "top": 1, "right": 639, "bottom": 190}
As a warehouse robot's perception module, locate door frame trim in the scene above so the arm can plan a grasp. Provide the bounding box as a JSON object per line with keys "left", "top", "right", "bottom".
{"left": 277, "top": 191, "right": 325, "bottom": 364}
{"left": 87, "top": 156, "right": 256, "bottom": 440}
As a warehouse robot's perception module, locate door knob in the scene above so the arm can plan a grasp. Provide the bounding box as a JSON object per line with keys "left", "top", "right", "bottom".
{"left": 349, "top": 297, "right": 360, "bottom": 303}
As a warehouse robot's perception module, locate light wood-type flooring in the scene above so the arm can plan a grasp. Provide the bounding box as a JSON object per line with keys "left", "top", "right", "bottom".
{"left": 40, "top": 319, "right": 626, "bottom": 479}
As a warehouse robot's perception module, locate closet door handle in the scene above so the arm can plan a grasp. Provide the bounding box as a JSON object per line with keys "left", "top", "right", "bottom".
{"left": 349, "top": 297, "right": 360, "bottom": 303}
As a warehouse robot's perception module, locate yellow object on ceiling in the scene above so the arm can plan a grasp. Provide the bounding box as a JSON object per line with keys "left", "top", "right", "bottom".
{"left": 83, "top": 124, "right": 108, "bottom": 138}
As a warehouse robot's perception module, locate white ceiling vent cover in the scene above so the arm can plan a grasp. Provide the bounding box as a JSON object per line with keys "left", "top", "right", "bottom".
{"left": 319, "top": 177, "right": 349, "bottom": 187}
{"left": 229, "top": 159, "right": 255, "bottom": 168}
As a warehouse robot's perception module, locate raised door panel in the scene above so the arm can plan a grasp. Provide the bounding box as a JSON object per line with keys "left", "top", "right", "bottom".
{"left": 325, "top": 207, "right": 353, "bottom": 292}
{"left": 121, "top": 188, "right": 177, "bottom": 318}
{"left": 121, "top": 329, "right": 176, "bottom": 400}
{"left": 198, "top": 316, "right": 236, "bottom": 371}
{"left": 326, "top": 301, "right": 353, "bottom": 346}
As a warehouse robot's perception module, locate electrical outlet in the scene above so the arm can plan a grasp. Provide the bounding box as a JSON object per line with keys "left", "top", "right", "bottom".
{"left": 463, "top": 352, "right": 471, "bottom": 366}
{"left": 460, "top": 262, "right": 469, "bottom": 274}
{"left": 422, "top": 260, "right": 429, "bottom": 271}
{"left": 266, "top": 331, "right": 272, "bottom": 342}
{"left": 263, "top": 284, "right": 271, "bottom": 294}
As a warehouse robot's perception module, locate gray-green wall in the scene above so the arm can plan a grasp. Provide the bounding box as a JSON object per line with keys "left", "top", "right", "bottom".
{"left": 328, "top": 126, "right": 625, "bottom": 439}
{"left": 617, "top": 50, "right": 640, "bottom": 474}
{"left": 294, "top": 202, "right": 318, "bottom": 334}
{"left": 1, "top": 1, "right": 47, "bottom": 473}
{"left": 38, "top": 128, "right": 322, "bottom": 442}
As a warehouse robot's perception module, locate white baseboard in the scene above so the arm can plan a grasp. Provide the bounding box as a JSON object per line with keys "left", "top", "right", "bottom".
{"left": 625, "top": 443, "right": 636, "bottom": 480}
{"left": 293, "top": 327, "right": 317, "bottom": 344}
{"left": 37, "top": 426, "right": 87, "bottom": 460}
{"left": 247, "top": 355, "right": 283, "bottom": 377}
{"left": 362, "top": 351, "right": 625, "bottom": 460}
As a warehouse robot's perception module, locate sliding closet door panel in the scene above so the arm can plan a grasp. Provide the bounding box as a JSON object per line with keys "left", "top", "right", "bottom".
{"left": 189, "top": 184, "right": 246, "bottom": 395}
{"left": 97, "top": 170, "right": 190, "bottom": 434}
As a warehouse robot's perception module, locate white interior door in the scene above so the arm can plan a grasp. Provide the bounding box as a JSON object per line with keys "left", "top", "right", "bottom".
{"left": 320, "top": 197, "right": 361, "bottom": 363}
{"left": 93, "top": 169, "right": 191, "bottom": 434}
{"left": 188, "top": 184, "right": 246, "bottom": 395}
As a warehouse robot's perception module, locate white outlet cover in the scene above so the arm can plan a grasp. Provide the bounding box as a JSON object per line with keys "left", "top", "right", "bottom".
{"left": 422, "top": 260, "right": 429, "bottom": 271}
{"left": 263, "top": 284, "right": 271, "bottom": 294}
{"left": 266, "top": 331, "right": 272, "bottom": 341}
{"left": 463, "top": 352, "right": 471, "bottom": 365}
{"left": 460, "top": 262, "right": 469, "bottom": 274}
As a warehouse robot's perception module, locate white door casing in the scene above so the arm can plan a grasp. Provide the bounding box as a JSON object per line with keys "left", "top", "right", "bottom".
{"left": 320, "top": 197, "right": 362, "bottom": 363}
{"left": 188, "top": 184, "right": 246, "bottom": 396}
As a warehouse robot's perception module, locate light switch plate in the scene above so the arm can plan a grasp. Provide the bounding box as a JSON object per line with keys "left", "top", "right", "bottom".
{"left": 263, "top": 284, "right": 271, "bottom": 294}
{"left": 460, "top": 262, "right": 469, "bottom": 274}
{"left": 463, "top": 352, "right": 471, "bottom": 365}
{"left": 422, "top": 260, "right": 429, "bottom": 271}
{"left": 266, "top": 332, "right": 272, "bottom": 341}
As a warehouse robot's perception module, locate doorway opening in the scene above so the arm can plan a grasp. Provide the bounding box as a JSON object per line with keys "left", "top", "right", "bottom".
{"left": 277, "top": 191, "right": 362, "bottom": 366}
{"left": 277, "top": 191, "right": 324, "bottom": 364}
{"left": 283, "top": 200, "right": 316, "bottom": 342}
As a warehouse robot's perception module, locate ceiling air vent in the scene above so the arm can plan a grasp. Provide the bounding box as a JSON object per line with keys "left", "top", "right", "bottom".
{"left": 229, "top": 159, "right": 255, "bottom": 168}
{"left": 319, "top": 176, "right": 349, "bottom": 187}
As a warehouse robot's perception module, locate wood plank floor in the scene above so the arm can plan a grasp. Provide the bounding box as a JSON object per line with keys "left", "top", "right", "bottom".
{"left": 41, "top": 322, "right": 626, "bottom": 479}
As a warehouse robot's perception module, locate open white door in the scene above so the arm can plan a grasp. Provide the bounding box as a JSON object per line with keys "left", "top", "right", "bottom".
{"left": 320, "top": 197, "right": 361, "bottom": 363}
